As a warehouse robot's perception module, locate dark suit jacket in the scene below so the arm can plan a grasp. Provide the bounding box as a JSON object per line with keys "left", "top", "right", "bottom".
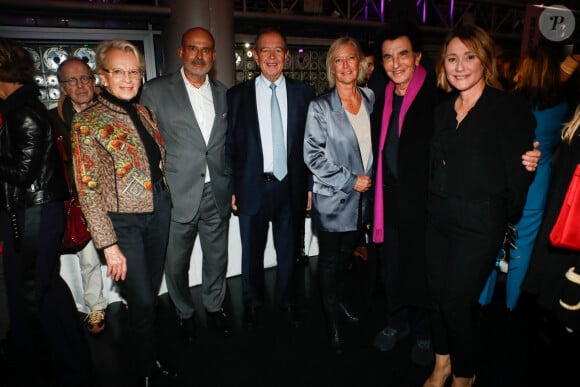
{"left": 226, "top": 76, "right": 316, "bottom": 216}
{"left": 369, "top": 73, "right": 438, "bottom": 310}
{"left": 140, "top": 71, "right": 232, "bottom": 223}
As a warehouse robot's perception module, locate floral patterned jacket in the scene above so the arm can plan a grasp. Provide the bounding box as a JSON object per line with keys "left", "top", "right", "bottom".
{"left": 71, "top": 94, "right": 166, "bottom": 249}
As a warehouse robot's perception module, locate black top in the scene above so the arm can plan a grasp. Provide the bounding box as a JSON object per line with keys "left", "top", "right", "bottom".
{"left": 100, "top": 89, "right": 162, "bottom": 183}
{"left": 430, "top": 86, "right": 536, "bottom": 221}
{"left": 383, "top": 92, "right": 403, "bottom": 181}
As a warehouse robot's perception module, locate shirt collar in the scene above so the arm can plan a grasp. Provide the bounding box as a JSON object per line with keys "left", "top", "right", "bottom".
{"left": 257, "top": 73, "right": 285, "bottom": 88}
{"left": 180, "top": 67, "right": 210, "bottom": 90}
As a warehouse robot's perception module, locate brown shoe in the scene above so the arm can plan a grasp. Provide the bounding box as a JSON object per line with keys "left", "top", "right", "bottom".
{"left": 353, "top": 246, "right": 368, "bottom": 261}
{"left": 85, "top": 309, "right": 106, "bottom": 334}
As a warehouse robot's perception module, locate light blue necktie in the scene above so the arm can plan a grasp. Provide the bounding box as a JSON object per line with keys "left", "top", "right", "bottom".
{"left": 270, "top": 83, "right": 287, "bottom": 181}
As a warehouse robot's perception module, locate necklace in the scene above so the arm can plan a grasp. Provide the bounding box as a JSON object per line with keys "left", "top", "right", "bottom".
{"left": 455, "top": 98, "right": 477, "bottom": 118}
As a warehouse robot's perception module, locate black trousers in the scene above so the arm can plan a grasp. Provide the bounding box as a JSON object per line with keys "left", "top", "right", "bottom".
{"left": 426, "top": 194, "right": 506, "bottom": 377}
{"left": 239, "top": 176, "right": 296, "bottom": 307}
{"left": 108, "top": 189, "right": 171, "bottom": 379}
{"left": 0, "top": 201, "right": 90, "bottom": 387}
{"left": 317, "top": 229, "right": 360, "bottom": 320}
{"left": 382, "top": 225, "right": 431, "bottom": 341}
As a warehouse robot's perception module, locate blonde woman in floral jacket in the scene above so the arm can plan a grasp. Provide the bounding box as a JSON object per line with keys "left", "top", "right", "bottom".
{"left": 71, "top": 40, "right": 174, "bottom": 386}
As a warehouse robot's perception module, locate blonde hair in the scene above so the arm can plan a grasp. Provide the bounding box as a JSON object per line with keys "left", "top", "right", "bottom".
{"left": 436, "top": 25, "right": 499, "bottom": 92}
{"left": 326, "top": 37, "right": 367, "bottom": 88}
{"left": 562, "top": 105, "right": 580, "bottom": 144}
{"left": 96, "top": 40, "right": 145, "bottom": 74}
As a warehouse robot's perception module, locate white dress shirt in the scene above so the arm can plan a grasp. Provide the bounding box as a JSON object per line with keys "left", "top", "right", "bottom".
{"left": 255, "top": 74, "right": 288, "bottom": 174}
{"left": 181, "top": 68, "right": 215, "bottom": 182}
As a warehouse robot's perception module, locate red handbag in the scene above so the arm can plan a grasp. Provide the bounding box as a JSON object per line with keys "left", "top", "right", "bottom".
{"left": 56, "top": 135, "right": 91, "bottom": 254}
{"left": 61, "top": 195, "right": 91, "bottom": 254}
{"left": 549, "top": 164, "right": 580, "bottom": 251}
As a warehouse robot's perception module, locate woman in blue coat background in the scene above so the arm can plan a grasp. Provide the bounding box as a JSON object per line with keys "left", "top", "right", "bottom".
{"left": 479, "top": 45, "right": 569, "bottom": 310}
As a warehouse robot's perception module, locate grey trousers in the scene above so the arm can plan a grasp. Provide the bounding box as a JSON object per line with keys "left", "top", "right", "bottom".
{"left": 76, "top": 240, "right": 108, "bottom": 311}
{"left": 164, "top": 183, "right": 229, "bottom": 318}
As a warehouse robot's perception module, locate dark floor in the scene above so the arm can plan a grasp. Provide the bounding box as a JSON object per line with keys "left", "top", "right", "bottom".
{"left": 1, "top": 254, "right": 579, "bottom": 387}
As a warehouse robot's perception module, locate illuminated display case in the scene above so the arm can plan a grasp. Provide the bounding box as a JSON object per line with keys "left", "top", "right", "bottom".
{"left": 0, "top": 26, "right": 161, "bottom": 109}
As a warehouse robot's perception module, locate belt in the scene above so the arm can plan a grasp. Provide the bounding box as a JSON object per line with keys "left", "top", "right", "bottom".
{"left": 263, "top": 173, "right": 278, "bottom": 182}
{"left": 153, "top": 179, "right": 167, "bottom": 193}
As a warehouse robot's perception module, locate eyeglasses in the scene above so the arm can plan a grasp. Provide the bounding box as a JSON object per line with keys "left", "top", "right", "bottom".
{"left": 60, "top": 75, "right": 94, "bottom": 87}
{"left": 103, "top": 68, "right": 142, "bottom": 80}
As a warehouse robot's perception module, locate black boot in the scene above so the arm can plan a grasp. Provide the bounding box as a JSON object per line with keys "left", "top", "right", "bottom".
{"left": 319, "top": 255, "right": 343, "bottom": 354}
{"left": 328, "top": 321, "right": 343, "bottom": 355}
{"left": 338, "top": 302, "right": 360, "bottom": 324}
{"left": 336, "top": 250, "right": 360, "bottom": 324}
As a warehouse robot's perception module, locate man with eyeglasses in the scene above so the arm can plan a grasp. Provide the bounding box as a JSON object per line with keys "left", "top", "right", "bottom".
{"left": 140, "top": 27, "right": 233, "bottom": 340}
{"left": 49, "top": 57, "right": 108, "bottom": 334}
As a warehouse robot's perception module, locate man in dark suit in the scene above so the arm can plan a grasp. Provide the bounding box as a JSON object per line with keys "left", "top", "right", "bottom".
{"left": 140, "top": 27, "right": 232, "bottom": 338}
{"left": 226, "top": 28, "right": 315, "bottom": 328}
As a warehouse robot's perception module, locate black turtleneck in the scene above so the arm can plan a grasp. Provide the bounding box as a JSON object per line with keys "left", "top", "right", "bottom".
{"left": 99, "top": 89, "right": 162, "bottom": 183}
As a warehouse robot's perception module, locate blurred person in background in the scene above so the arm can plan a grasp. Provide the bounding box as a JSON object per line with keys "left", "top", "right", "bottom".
{"left": 0, "top": 38, "right": 90, "bottom": 387}
{"left": 51, "top": 57, "right": 108, "bottom": 334}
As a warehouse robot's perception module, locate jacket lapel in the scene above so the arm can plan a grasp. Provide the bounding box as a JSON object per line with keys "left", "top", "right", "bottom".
{"left": 247, "top": 79, "right": 264, "bottom": 153}
{"left": 171, "top": 72, "right": 205, "bottom": 144}
{"left": 206, "top": 79, "right": 224, "bottom": 146}
{"left": 285, "top": 78, "right": 297, "bottom": 157}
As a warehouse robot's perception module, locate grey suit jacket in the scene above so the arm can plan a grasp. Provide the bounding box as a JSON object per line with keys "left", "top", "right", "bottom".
{"left": 140, "top": 71, "right": 232, "bottom": 223}
{"left": 304, "top": 86, "right": 374, "bottom": 232}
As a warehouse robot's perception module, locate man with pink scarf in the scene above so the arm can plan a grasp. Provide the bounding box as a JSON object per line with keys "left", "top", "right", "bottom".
{"left": 369, "top": 21, "right": 438, "bottom": 366}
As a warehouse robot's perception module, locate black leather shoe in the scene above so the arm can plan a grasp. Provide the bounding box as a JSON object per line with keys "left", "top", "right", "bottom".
{"left": 280, "top": 304, "right": 300, "bottom": 328}
{"left": 328, "top": 323, "right": 343, "bottom": 355}
{"left": 338, "top": 303, "right": 360, "bottom": 324}
{"left": 152, "top": 360, "right": 178, "bottom": 378}
{"left": 243, "top": 305, "right": 259, "bottom": 331}
{"left": 206, "top": 309, "right": 231, "bottom": 336}
{"left": 296, "top": 252, "right": 308, "bottom": 264}
{"left": 178, "top": 316, "right": 196, "bottom": 343}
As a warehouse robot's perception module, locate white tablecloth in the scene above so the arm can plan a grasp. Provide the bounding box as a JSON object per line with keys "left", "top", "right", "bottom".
{"left": 60, "top": 217, "right": 319, "bottom": 313}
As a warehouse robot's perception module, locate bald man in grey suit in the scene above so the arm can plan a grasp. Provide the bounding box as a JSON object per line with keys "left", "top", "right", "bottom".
{"left": 140, "top": 27, "right": 232, "bottom": 339}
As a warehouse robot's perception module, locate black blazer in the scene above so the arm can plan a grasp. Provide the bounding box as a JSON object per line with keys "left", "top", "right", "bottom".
{"left": 430, "top": 86, "right": 536, "bottom": 221}
{"left": 226, "top": 77, "right": 316, "bottom": 216}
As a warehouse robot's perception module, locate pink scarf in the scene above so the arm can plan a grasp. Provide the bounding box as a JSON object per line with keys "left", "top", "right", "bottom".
{"left": 372, "top": 65, "right": 427, "bottom": 243}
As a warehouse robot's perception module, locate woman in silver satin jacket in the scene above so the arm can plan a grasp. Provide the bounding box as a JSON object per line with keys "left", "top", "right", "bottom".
{"left": 304, "top": 36, "right": 374, "bottom": 354}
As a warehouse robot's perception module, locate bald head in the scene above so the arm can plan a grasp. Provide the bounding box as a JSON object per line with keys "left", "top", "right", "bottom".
{"left": 178, "top": 27, "right": 216, "bottom": 87}
{"left": 181, "top": 27, "right": 215, "bottom": 48}
{"left": 58, "top": 57, "right": 95, "bottom": 111}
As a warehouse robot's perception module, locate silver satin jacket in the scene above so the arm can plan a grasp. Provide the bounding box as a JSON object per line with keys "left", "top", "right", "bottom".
{"left": 304, "top": 86, "right": 374, "bottom": 232}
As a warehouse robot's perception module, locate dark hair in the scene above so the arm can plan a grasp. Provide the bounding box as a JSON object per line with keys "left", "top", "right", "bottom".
{"left": 361, "top": 43, "right": 375, "bottom": 57}
{"left": 253, "top": 27, "right": 288, "bottom": 51}
{"left": 375, "top": 20, "right": 424, "bottom": 54}
{"left": 0, "top": 38, "right": 36, "bottom": 84}
{"left": 513, "top": 45, "right": 563, "bottom": 110}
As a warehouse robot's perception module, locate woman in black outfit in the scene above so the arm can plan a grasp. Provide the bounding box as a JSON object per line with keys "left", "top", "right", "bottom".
{"left": 423, "top": 26, "right": 536, "bottom": 387}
